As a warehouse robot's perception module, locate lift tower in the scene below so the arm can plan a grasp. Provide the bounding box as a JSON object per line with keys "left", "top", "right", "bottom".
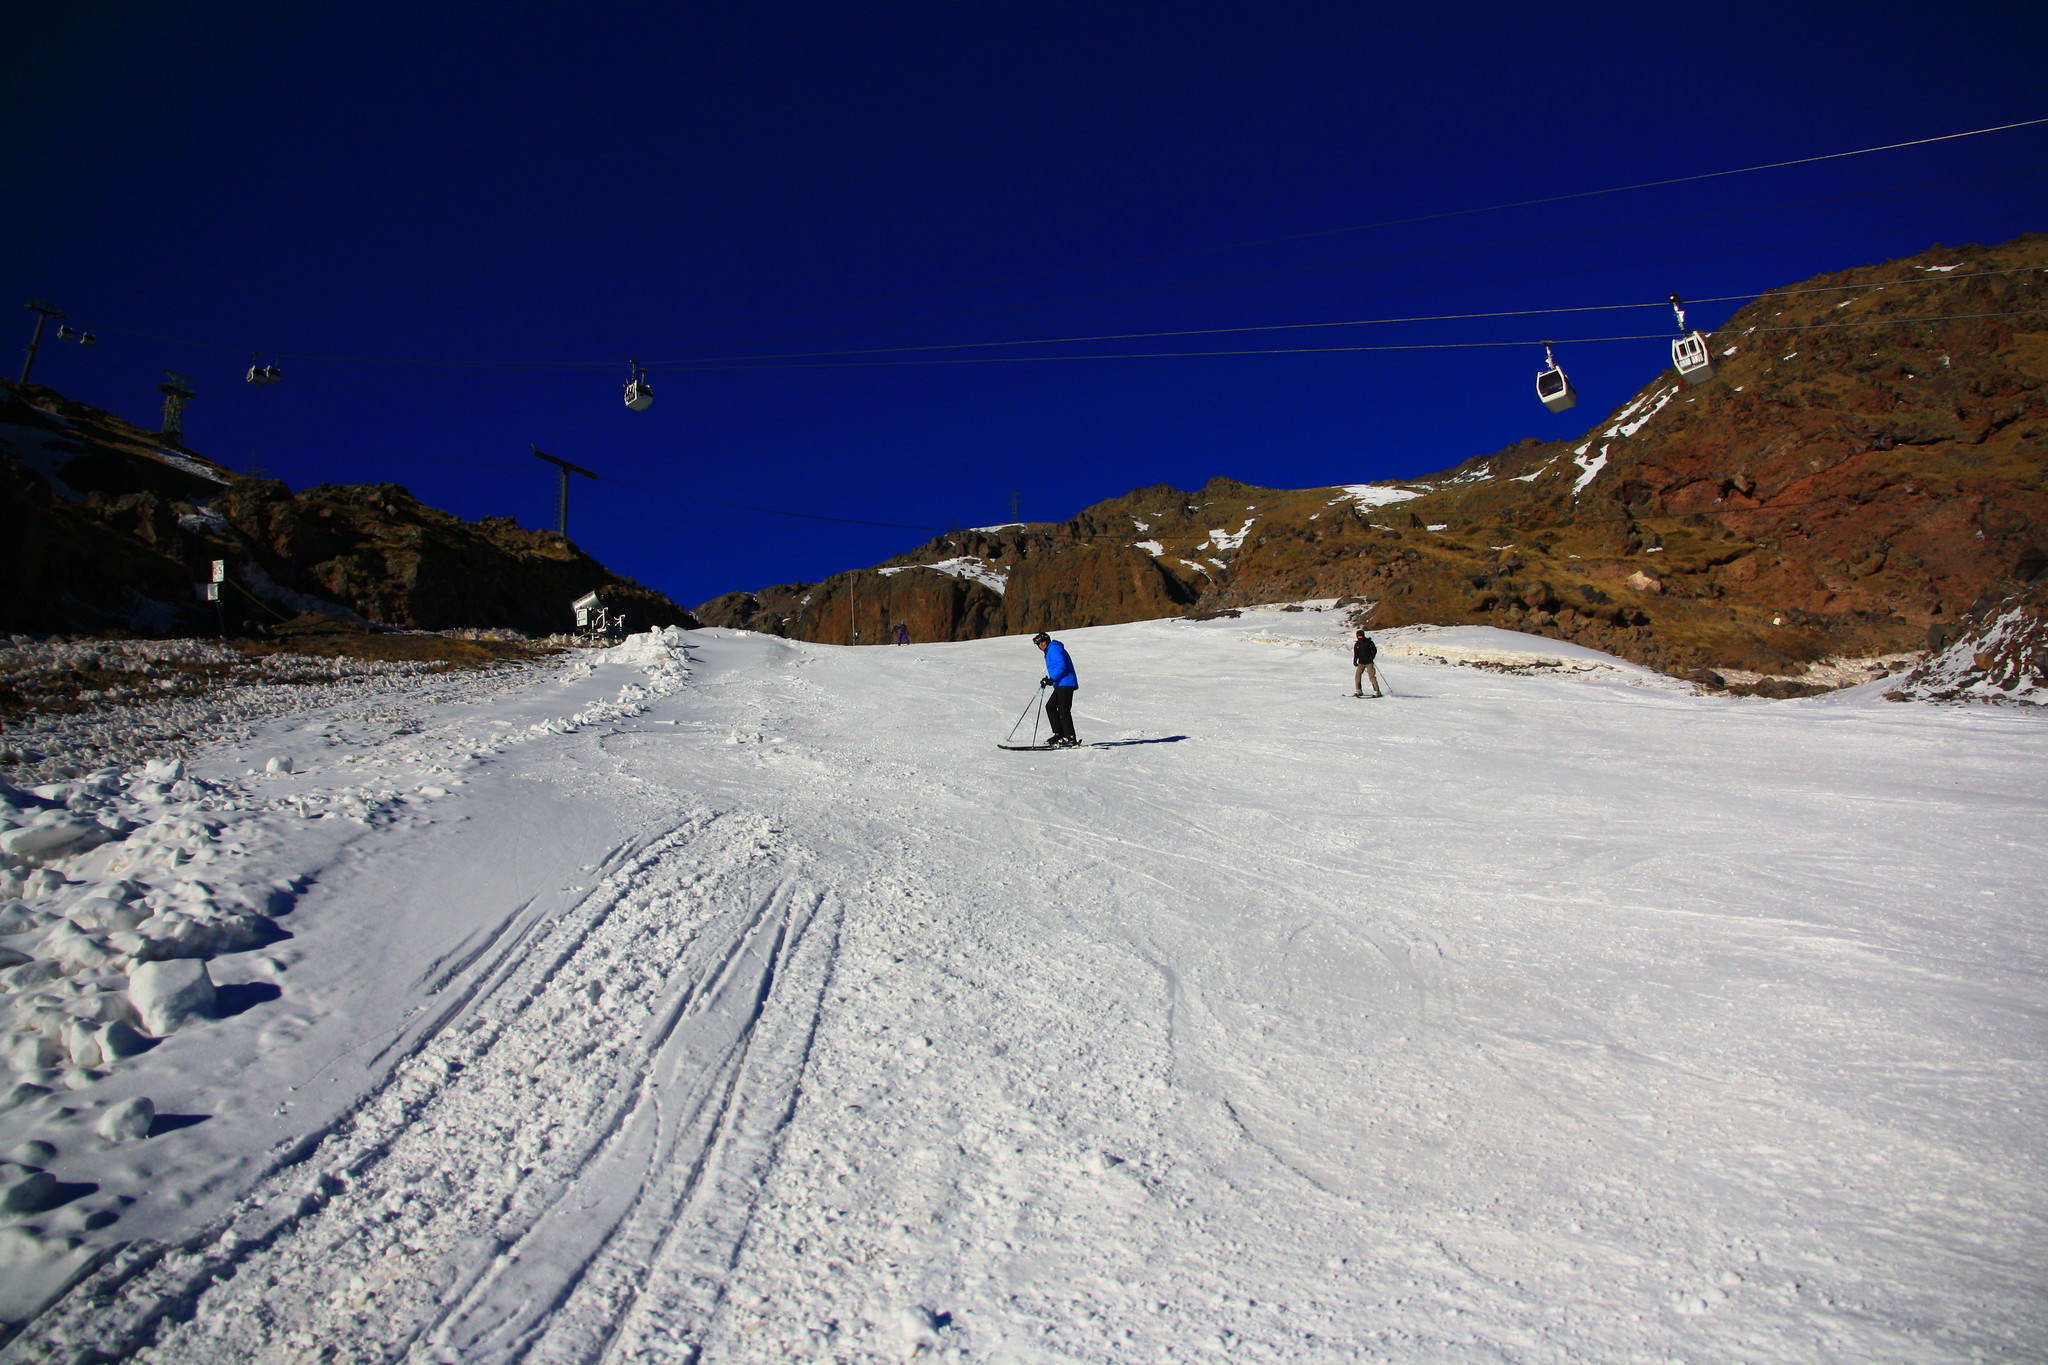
{"left": 20, "top": 300, "right": 64, "bottom": 383}
{"left": 157, "top": 371, "right": 197, "bottom": 445}
{"left": 532, "top": 445, "right": 598, "bottom": 539}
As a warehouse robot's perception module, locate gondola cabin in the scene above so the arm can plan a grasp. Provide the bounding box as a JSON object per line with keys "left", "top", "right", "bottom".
{"left": 623, "top": 358, "right": 654, "bottom": 412}
{"left": 1536, "top": 362, "right": 1576, "bottom": 413}
{"left": 1671, "top": 331, "right": 1715, "bottom": 386}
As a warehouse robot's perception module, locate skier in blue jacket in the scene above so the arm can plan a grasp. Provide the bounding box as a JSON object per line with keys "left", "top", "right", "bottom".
{"left": 1033, "top": 631, "right": 1081, "bottom": 747}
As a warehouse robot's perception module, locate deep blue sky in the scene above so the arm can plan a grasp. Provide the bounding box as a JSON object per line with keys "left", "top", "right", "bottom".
{"left": 8, "top": 1, "right": 2044, "bottom": 609}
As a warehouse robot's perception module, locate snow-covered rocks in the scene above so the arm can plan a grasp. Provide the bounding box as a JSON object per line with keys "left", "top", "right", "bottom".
{"left": 94, "top": 1097, "right": 154, "bottom": 1143}
{"left": 97, "top": 1020, "right": 150, "bottom": 1061}
{"left": 0, "top": 1163, "right": 59, "bottom": 1213}
{"left": 128, "top": 959, "right": 216, "bottom": 1036}
{"left": 0, "top": 818, "right": 111, "bottom": 864}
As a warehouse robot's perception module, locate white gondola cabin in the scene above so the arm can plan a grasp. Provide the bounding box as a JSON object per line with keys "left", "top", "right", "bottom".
{"left": 1667, "top": 293, "right": 1714, "bottom": 386}
{"left": 1671, "top": 331, "right": 1714, "bottom": 386}
{"left": 1535, "top": 341, "right": 1576, "bottom": 413}
{"left": 623, "top": 357, "right": 653, "bottom": 412}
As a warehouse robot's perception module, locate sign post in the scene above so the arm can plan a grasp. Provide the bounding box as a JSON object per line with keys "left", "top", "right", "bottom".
{"left": 209, "top": 560, "right": 226, "bottom": 640}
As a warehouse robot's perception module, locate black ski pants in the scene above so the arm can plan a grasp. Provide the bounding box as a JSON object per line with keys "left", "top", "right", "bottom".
{"left": 1045, "top": 685, "right": 1078, "bottom": 742}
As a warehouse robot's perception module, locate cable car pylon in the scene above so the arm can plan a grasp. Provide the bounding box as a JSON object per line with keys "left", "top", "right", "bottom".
{"left": 1535, "top": 340, "right": 1576, "bottom": 413}
{"left": 533, "top": 444, "right": 598, "bottom": 539}
{"left": 1669, "top": 294, "right": 1715, "bottom": 386}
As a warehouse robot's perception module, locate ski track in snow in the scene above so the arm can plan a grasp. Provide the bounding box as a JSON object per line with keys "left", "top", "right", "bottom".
{"left": 4, "top": 618, "right": 2045, "bottom": 1362}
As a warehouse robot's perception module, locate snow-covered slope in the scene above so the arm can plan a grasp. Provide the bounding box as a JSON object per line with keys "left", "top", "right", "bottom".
{"left": 3, "top": 613, "right": 2043, "bottom": 1362}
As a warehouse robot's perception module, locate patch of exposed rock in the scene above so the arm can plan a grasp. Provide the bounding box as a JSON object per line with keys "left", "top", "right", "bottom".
{"left": 1884, "top": 577, "right": 2048, "bottom": 704}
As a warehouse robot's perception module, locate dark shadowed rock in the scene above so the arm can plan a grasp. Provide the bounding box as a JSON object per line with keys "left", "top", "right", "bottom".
{"left": 1, "top": 381, "right": 697, "bottom": 637}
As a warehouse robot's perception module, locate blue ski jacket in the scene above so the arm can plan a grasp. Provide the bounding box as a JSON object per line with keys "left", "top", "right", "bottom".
{"left": 1043, "top": 640, "right": 1079, "bottom": 688}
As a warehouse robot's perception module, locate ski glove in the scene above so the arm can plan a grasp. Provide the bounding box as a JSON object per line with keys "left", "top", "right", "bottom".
{"left": 1040, "top": 677, "right": 1051, "bottom": 687}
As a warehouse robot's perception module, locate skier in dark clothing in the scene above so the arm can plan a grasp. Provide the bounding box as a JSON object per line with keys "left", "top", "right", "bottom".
{"left": 1033, "top": 631, "right": 1082, "bottom": 747}
{"left": 1352, "top": 629, "right": 1382, "bottom": 697}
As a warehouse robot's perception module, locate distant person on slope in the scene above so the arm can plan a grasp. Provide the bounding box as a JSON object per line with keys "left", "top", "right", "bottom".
{"left": 1034, "top": 631, "right": 1082, "bottom": 747}
{"left": 1352, "top": 629, "right": 1382, "bottom": 698}
{"left": 895, "top": 622, "right": 909, "bottom": 645}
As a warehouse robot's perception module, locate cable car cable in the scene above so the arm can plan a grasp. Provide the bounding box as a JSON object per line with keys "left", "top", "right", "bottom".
{"left": 241, "top": 217, "right": 2036, "bottom": 395}
{"left": 536, "top": 115, "right": 2048, "bottom": 353}
{"left": 663, "top": 307, "right": 2048, "bottom": 370}
{"left": 636, "top": 165, "right": 2044, "bottom": 363}
{"left": 84, "top": 163, "right": 2042, "bottom": 372}
{"left": 641, "top": 265, "right": 2041, "bottom": 367}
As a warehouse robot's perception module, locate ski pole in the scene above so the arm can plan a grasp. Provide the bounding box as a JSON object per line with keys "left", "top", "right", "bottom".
{"left": 1003, "top": 686, "right": 1045, "bottom": 744}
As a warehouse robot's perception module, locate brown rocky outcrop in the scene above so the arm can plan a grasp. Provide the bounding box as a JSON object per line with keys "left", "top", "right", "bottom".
{"left": 1, "top": 381, "right": 696, "bottom": 638}
{"left": 700, "top": 235, "right": 2047, "bottom": 675}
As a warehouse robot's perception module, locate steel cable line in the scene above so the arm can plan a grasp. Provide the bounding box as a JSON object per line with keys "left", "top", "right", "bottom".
{"left": 635, "top": 167, "right": 2046, "bottom": 362}
{"left": 211, "top": 300, "right": 2041, "bottom": 539}
{"left": 641, "top": 267, "right": 2040, "bottom": 367}
{"left": 531, "top": 166, "right": 2047, "bottom": 370}
{"left": 88, "top": 160, "right": 2043, "bottom": 372}
{"left": 663, "top": 308, "right": 2048, "bottom": 370}
{"left": 248, "top": 217, "right": 2032, "bottom": 395}
{"left": 532, "top": 115, "right": 2048, "bottom": 353}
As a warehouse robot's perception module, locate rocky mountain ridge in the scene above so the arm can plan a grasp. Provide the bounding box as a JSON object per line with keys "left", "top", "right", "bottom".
{"left": 0, "top": 380, "right": 696, "bottom": 639}
{"left": 697, "top": 235, "right": 2047, "bottom": 678}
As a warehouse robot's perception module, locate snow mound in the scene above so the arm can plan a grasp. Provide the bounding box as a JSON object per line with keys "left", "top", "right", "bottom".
{"left": 598, "top": 625, "right": 695, "bottom": 668}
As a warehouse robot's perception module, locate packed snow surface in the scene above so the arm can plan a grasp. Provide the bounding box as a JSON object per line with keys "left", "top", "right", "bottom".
{"left": 2, "top": 615, "right": 2043, "bottom": 1362}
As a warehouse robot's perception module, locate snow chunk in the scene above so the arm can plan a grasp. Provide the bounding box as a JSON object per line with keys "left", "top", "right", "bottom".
{"left": 1133, "top": 540, "right": 1164, "bottom": 557}
{"left": 0, "top": 819, "right": 111, "bottom": 864}
{"left": 129, "top": 958, "right": 216, "bottom": 1036}
{"left": 96, "top": 1097, "right": 155, "bottom": 1143}
{"left": 0, "top": 1167, "right": 59, "bottom": 1213}
{"left": 1916, "top": 264, "right": 1961, "bottom": 272}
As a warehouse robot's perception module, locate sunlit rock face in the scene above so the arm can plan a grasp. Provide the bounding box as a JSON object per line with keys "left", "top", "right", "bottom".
{"left": 702, "top": 236, "right": 2048, "bottom": 676}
